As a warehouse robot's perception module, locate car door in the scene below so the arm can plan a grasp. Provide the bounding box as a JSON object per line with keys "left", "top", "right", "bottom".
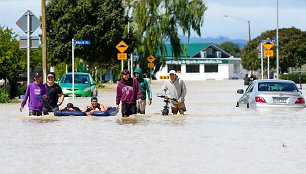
{"left": 239, "top": 82, "right": 255, "bottom": 108}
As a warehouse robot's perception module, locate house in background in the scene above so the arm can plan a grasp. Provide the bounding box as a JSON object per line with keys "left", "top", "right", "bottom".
{"left": 155, "top": 43, "right": 241, "bottom": 80}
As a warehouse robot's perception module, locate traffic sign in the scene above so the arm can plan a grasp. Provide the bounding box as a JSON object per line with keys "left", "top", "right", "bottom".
{"left": 264, "top": 50, "right": 274, "bottom": 57}
{"left": 117, "top": 53, "right": 127, "bottom": 60}
{"left": 116, "top": 40, "right": 128, "bottom": 53}
{"left": 74, "top": 40, "right": 90, "bottom": 45}
{"left": 260, "top": 39, "right": 277, "bottom": 43}
{"left": 148, "top": 63, "right": 154, "bottom": 68}
{"left": 262, "top": 42, "right": 275, "bottom": 50}
{"left": 147, "top": 55, "right": 155, "bottom": 62}
{"left": 16, "top": 10, "right": 41, "bottom": 34}
{"left": 19, "top": 36, "right": 40, "bottom": 49}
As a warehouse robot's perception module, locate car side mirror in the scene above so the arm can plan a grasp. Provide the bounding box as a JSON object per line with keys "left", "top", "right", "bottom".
{"left": 237, "top": 89, "right": 244, "bottom": 94}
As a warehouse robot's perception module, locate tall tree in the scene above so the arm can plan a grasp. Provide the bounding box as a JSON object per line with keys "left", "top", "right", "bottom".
{"left": 127, "top": 0, "right": 207, "bottom": 73}
{"left": 241, "top": 27, "right": 306, "bottom": 73}
{"left": 0, "top": 27, "right": 26, "bottom": 98}
{"left": 218, "top": 42, "right": 241, "bottom": 57}
{"left": 46, "top": 0, "right": 127, "bottom": 70}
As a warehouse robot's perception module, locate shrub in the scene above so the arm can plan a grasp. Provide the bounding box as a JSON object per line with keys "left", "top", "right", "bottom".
{"left": 0, "top": 88, "right": 9, "bottom": 103}
{"left": 279, "top": 73, "right": 306, "bottom": 83}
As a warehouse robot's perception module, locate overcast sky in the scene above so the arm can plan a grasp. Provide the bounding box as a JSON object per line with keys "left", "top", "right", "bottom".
{"left": 1, "top": 0, "right": 305, "bottom": 40}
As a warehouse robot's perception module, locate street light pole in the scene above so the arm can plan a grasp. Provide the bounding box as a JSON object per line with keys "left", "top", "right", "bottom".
{"left": 224, "top": 15, "right": 251, "bottom": 42}
{"left": 41, "top": 0, "right": 47, "bottom": 83}
{"left": 276, "top": 0, "right": 279, "bottom": 79}
{"left": 248, "top": 20, "right": 251, "bottom": 42}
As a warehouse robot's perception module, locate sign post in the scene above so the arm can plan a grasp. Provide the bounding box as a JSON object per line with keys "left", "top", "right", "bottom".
{"left": 116, "top": 40, "right": 129, "bottom": 71}
{"left": 71, "top": 39, "right": 90, "bottom": 98}
{"left": 147, "top": 55, "right": 156, "bottom": 82}
{"left": 260, "top": 38, "right": 276, "bottom": 79}
{"left": 16, "top": 10, "right": 41, "bottom": 85}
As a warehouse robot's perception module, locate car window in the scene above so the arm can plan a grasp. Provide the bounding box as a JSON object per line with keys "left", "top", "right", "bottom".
{"left": 61, "top": 74, "right": 90, "bottom": 84}
{"left": 245, "top": 82, "right": 254, "bottom": 94}
{"left": 258, "top": 82, "right": 298, "bottom": 92}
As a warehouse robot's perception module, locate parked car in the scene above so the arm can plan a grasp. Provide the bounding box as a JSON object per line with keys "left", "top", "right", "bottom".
{"left": 59, "top": 72, "right": 98, "bottom": 97}
{"left": 236, "top": 79, "right": 305, "bottom": 108}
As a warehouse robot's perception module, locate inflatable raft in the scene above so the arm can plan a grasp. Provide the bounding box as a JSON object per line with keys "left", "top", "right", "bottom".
{"left": 54, "top": 110, "right": 87, "bottom": 116}
{"left": 91, "top": 107, "right": 118, "bottom": 117}
{"left": 54, "top": 107, "right": 118, "bottom": 117}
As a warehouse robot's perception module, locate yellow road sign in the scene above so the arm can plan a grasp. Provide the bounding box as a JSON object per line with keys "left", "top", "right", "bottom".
{"left": 117, "top": 53, "right": 127, "bottom": 60}
{"left": 116, "top": 40, "right": 128, "bottom": 53}
{"left": 147, "top": 55, "right": 155, "bottom": 62}
{"left": 264, "top": 50, "right": 274, "bottom": 57}
{"left": 148, "top": 63, "right": 154, "bottom": 68}
{"left": 262, "top": 42, "right": 275, "bottom": 50}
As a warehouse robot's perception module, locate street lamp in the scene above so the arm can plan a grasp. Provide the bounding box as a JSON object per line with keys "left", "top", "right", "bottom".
{"left": 224, "top": 15, "right": 251, "bottom": 42}
{"left": 276, "top": 0, "right": 279, "bottom": 79}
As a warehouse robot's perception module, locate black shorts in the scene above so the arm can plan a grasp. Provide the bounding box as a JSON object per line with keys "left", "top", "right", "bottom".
{"left": 121, "top": 103, "right": 137, "bottom": 117}
{"left": 29, "top": 110, "right": 42, "bottom": 116}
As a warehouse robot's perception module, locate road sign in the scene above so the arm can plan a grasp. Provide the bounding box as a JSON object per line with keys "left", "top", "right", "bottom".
{"left": 264, "top": 50, "right": 274, "bottom": 57}
{"left": 260, "top": 39, "right": 277, "bottom": 43}
{"left": 16, "top": 10, "right": 41, "bottom": 34}
{"left": 117, "top": 53, "right": 127, "bottom": 60}
{"left": 262, "top": 42, "right": 275, "bottom": 50}
{"left": 116, "top": 40, "right": 128, "bottom": 53}
{"left": 19, "top": 36, "right": 40, "bottom": 49}
{"left": 148, "top": 63, "right": 154, "bottom": 68}
{"left": 147, "top": 55, "right": 155, "bottom": 62}
{"left": 74, "top": 40, "right": 90, "bottom": 45}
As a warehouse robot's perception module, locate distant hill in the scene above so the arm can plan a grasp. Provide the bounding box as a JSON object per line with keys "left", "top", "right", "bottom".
{"left": 179, "top": 35, "right": 247, "bottom": 48}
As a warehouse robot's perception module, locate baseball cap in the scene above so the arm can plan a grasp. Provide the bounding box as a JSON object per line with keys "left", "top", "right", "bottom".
{"left": 169, "top": 70, "right": 176, "bottom": 75}
{"left": 122, "top": 69, "right": 130, "bottom": 75}
{"left": 47, "top": 73, "right": 54, "bottom": 78}
{"left": 34, "top": 72, "right": 42, "bottom": 77}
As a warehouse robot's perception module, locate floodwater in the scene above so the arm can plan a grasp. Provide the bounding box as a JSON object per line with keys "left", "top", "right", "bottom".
{"left": 1, "top": 80, "right": 306, "bottom": 174}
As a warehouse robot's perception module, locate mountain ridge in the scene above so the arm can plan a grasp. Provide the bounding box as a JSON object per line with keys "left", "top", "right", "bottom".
{"left": 180, "top": 35, "right": 247, "bottom": 48}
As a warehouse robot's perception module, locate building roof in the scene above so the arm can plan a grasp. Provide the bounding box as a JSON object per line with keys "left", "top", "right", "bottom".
{"left": 162, "top": 43, "right": 232, "bottom": 58}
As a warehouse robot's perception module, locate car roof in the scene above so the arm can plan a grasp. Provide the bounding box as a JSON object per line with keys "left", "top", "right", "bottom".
{"left": 64, "top": 72, "right": 90, "bottom": 75}
{"left": 253, "top": 79, "right": 295, "bottom": 83}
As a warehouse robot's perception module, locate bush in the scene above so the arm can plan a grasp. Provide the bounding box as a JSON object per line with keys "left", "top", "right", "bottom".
{"left": 279, "top": 73, "right": 306, "bottom": 83}
{"left": 0, "top": 88, "right": 9, "bottom": 103}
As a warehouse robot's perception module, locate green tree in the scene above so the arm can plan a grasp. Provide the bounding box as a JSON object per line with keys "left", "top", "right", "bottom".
{"left": 46, "top": 0, "right": 127, "bottom": 72}
{"left": 127, "top": 0, "right": 207, "bottom": 74}
{"left": 241, "top": 27, "right": 306, "bottom": 73}
{"left": 0, "top": 26, "right": 26, "bottom": 98}
{"left": 218, "top": 42, "right": 241, "bottom": 57}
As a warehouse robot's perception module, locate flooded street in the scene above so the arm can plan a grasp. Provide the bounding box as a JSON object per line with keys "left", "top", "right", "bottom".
{"left": 1, "top": 80, "right": 306, "bottom": 174}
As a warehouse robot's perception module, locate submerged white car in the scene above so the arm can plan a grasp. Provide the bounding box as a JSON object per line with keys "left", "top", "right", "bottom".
{"left": 236, "top": 79, "right": 305, "bottom": 108}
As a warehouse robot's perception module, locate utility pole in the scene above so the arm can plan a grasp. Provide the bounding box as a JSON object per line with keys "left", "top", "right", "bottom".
{"left": 42, "top": 0, "right": 47, "bottom": 83}
{"left": 276, "top": 0, "right": 279, "bottom": 79}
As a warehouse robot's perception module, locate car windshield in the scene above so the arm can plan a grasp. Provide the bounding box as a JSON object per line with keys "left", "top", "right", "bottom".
{"left": 258, "top": 82, "right": 298, "bottom": 92}
{"left": 61, "top": 74, "right": 89, "bottom": 84}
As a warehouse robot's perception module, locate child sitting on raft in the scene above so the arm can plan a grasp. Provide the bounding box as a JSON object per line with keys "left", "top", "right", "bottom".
{"left": 62, "top": 103, "right": 81, "bottom": 112}
{"left": 82, "top": 96, "right": 109, "bottom": 115}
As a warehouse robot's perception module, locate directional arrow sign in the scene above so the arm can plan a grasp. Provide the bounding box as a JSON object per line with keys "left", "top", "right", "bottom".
{"left": 116, "top": 40, "right": 128, "bottom": 53}
{"left": 147, "top": 55, "right": 155, "bottom": 62}
{"left": 262, "top": 42, "right": 275, "bottom": 50}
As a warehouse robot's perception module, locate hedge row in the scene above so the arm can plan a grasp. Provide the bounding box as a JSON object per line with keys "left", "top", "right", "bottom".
{"left": 279, "top": 73, "right": 306, "bottom": 83}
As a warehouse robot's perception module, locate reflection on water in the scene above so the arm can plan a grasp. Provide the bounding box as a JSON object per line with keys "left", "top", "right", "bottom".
{"left": 1, "top": 80, "right": 306, "bottom": 174}
{"left": 25, "top": 116, "right": 59, "bottom": 124}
